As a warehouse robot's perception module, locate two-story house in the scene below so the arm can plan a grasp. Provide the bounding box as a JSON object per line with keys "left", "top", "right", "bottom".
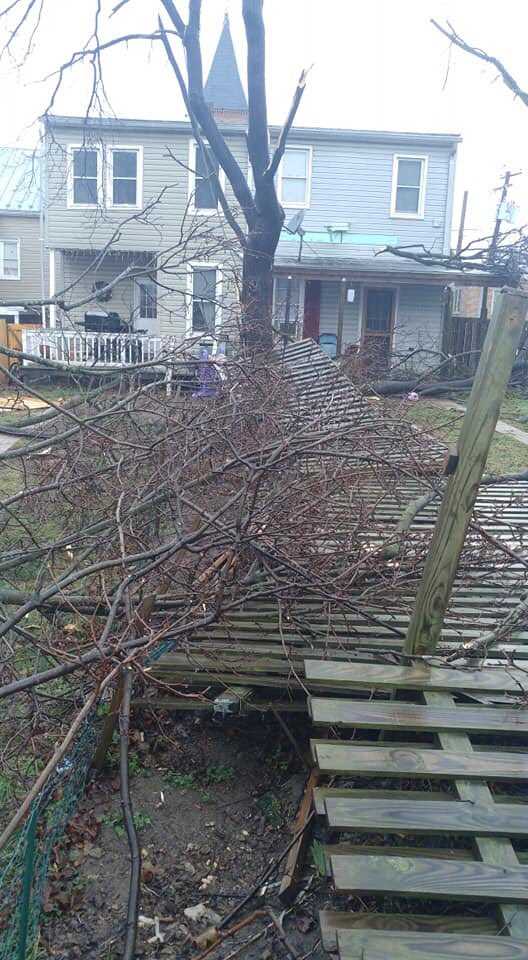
{"left": 0, "top": 147, "right": 45, "bottom": 324}
{"left": 37, "top": 15, "right": 491, "bottom": 368}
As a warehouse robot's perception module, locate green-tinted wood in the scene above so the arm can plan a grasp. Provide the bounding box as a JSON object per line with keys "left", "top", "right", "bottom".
{"left": 405, "top": 291, "right": 528, "bottom": 655}
{"left": 309, "top": 697, "right": 528, "bottom": 734}
{"left": 319, "top": 911, "right": 497, "bottom": 952}
{"left": 425, "top": 691, "right": 528, "bottom": 938}
{"left": 337, "top": 929, "right": 528, "bottom": 959}
{"left": 331, "top": 852, "right": 528, "bottom": 902}
{"left": 325, "top": 797, "right": 528, "bottom": 837}
{"left": 313, "top": 741, "right": 528, "bottom": 780}
{"left": 304, "top": 659, "right": 527, "bottom": 692}
{"left": 314, "top": 787, "right": 450, "bottom": 816}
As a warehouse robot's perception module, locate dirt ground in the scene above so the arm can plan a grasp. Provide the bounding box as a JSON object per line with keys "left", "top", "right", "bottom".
{"left": 41, "top": 708, "right": 332, "bottom": 960}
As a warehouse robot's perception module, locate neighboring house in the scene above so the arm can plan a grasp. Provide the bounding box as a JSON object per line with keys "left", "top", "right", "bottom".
{"left": 0, "top": 147, "right": 45, "bottom": 324}
{"left": 37, "top": 14, "right": 493, "bottom": 367}
{"left": 452, "top": 285, "right": 495, "bottom": 318}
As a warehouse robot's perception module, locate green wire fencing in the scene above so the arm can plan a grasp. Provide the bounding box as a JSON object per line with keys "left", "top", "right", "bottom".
{"left": 0, "top": 717, "right": 97, "bottom": 960}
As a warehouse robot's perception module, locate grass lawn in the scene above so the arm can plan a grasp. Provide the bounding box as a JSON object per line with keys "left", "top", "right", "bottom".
{"left": 399, "top": 399, "right": 528, "bottom": 475}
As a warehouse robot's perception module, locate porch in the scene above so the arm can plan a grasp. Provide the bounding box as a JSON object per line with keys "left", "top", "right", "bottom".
{"left": 273, "top": 257, "right": 503, "bottom": 372}
{"left": 20, "top": 327, "right": 174, "bottom": 368}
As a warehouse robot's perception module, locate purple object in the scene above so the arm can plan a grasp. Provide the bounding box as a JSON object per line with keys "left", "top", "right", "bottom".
{"left": 193, "top": 347, "right": 219, "bottom": 398}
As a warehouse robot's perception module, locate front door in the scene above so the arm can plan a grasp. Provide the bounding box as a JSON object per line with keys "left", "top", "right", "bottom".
{"left": 362, "top": 288, "right": 395, "bottom": 370}
{"left": 303, "top": 279, "right": 321, "bottom": 340}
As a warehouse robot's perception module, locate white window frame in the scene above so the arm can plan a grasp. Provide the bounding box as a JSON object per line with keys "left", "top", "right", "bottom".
{"left": 186, "top": 262, "right": 222, "bottom": 336}
{"left": 0, "top": 239, "right": 20, "bottom": 280}
{"left": 278, "top": 145, "right": 312, "bottom": 210}
{"left": 188, "top": 140, "right": 226, "bottom": 214}
{"left": 390, "top": 154, "right": 428, "bottom": 220}
{"left": 67, "top": 144, "right": 103, "bottom": 209}
{"left": 135, "top": 275, "right": 158, "bottom": 322}
{"left": 107, "top": 145, "right": 143, "bottom": 210}
{"left": 452, "top": 287, "right": 462, "bottom": 314}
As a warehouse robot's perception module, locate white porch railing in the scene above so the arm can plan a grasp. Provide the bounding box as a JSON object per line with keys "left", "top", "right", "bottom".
{"left": 21, "top": 329, "right": 178, "bottom": 368}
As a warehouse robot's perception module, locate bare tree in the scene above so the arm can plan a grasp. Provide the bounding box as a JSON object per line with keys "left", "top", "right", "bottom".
{"left": 0, "top": 0, "right": 308, "bottom": 349}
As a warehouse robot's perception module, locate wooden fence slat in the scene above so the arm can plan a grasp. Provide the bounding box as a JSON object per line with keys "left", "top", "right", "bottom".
{"left": 331, "top": 852, "right": 528, "bottom": 902}
{"left": 425, "top": 690, "right": 528, "bottom": 938}
{"left": 304, "top": 660, "right": 528, "bottom": 693}
{"left": 319, "top": 911, "right": 497, "bottom": 952}
{"left": 337, "top": 928, "right": 528, "bottom": 959}
{"left": 309, "top": 698, "right": 528, "bottom": 734}
{"left": 313, "top": 741, "right": 528, "bottom": 780}
{"left": 325, "top": 797, "right": 528, "bottom": 836}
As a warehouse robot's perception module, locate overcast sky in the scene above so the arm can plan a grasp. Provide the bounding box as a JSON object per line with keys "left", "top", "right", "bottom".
{"left": 1, "top": 0, "right": 527, "bottom": 244}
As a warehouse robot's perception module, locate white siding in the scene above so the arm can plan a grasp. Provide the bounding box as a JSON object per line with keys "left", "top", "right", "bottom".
{"left": 320, "top": 281, "right": 361, "bottom": 347}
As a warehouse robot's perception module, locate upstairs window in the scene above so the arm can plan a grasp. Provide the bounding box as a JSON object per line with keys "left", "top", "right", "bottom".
{"left": 110, "top": 148, "right": 141, "bottom": 207}
{"left": 71, "top": 147, "right": 99, "bottom": 205}
{"left": 391, "top": 155, "right": 427, "bottom": 218}
{"left": 137, "top": 277, "right": 158, "bottom": 320}
{"left": 192, "top": 143, "right": 220, "bottom": 211}
{"left": 0, "top": 240, "right": 20, "bottom": 279}
{"left": 191, "top": 266, "right": 218, "bottom": 333}
{"left": 279, "top": 147, "right": 312, "bottom": 208}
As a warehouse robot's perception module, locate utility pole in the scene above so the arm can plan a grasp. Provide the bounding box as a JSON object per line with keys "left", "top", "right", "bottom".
{"left": 456, "top": 190, "right": 469, "bottom": 254}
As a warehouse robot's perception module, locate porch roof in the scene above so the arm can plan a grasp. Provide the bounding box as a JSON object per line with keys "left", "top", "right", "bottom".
{"left": 273, "top": 255, "right": 506, "bottom": 287}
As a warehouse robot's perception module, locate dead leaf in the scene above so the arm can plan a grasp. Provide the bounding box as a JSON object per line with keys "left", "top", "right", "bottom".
{"left": 194, "top": 926, "right": 219, "bottom": 949}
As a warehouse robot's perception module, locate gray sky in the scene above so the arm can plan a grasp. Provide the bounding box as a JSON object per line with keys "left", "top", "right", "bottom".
{"left": 1, "top": 0, "right": 527, "bottom": 244}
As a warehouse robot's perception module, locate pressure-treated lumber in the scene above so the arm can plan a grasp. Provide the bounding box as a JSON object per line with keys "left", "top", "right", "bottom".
{"left": 312, "top": 741, "right": 528, "bottom": 780}
{"left": 309, "top": 697, "right": 528, "bottom": 733}
{"left": 426, "top": 690, "right": 528, "bottom": 938}
{"left": 331, "top": 852, "right": 528, "bottom": 902}
{"left": 313, "top": 787, "right": 449, "bottom": 815}
{"left": 325, "top": 797, "right": 528, "bottom": 836}
{"left": 304, "top": 659, "right": 528, "bottom": 693}
{"left": 405, "top": 290, "right": 528, "bottom": 655}
{"left": 337, "top": 928, "right": 528, "bottom": 959}
{"left": 319, "top": 912, "right": 497, "bottom": 952}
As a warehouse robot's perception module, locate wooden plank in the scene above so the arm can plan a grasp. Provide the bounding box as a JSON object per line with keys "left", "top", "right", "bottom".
{"left": 337, "top": 929, "right": 528, "bottom": 959}
{"left": 319, "top": 911, "right": 497, "bottom": 952}
{"left": 313, "top": 741, "right": 528, "bottom": 781}
{"left": 279, "top": 769, "right": 319, "bottom": 904}
{"left": 325, "top": 797, "right": 528, "bottom": 837}
{"left": 426, "top": 691, "right": 528, "bottom": 938}
{"left": 304, "top": 660, "right": 528, "bottom": 693}
{"left": 331, "top": 853, "right": 528, "bottom": 902}
{"left": 314, "top": 787, "right": 450, "bottom": 816}
{"left": 309, "top": 698, "right": 528, "bottom": 734}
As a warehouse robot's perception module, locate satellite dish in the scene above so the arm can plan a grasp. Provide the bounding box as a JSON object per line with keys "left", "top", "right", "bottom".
{"left": 285, "top": 210, "right": 305, "bottom": 235}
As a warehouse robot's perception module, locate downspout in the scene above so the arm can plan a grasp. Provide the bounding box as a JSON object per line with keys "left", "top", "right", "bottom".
{"left": 443, "top": 145, "right": 457, "bottom": 256}
{"left": 38, "top": 120, "right": 47, "bottom": 325}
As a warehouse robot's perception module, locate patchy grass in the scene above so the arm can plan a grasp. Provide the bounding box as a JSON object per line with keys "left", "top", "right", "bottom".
{"left": 399, "top": 400, "right": 528, "bottom": 475}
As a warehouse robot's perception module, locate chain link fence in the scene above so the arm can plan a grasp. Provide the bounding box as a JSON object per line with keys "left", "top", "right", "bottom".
{"left": 0, "top": 718, "right": 97, "bottom": 960}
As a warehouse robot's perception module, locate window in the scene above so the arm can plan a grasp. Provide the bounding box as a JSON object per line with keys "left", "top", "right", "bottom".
{"left": 191, "top": 143, "right": 220, "bottom": 211}
{"left": 391, "top": 155, "right": 427, "bottom": 218}
{"left": 0, "top": 240, "right": 20, "bottom": 280}
{"left": 110, "top": 148, "right": 141, "bottom": 207}
{"left": 70, "top": 147, "right": 99, "bottom": 205}
{"left": 279, "top": 147, "right": 312, "bottom": 208}
{"left": 137, "top": 277, "right": 157, "bottom": 320}
{"left": 191, "top": 267, "right": 218, "bottom": 333}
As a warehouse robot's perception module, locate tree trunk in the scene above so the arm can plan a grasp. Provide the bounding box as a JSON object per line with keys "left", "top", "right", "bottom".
{"left": 241, "top": 217, "right": 282, "bottom": 351}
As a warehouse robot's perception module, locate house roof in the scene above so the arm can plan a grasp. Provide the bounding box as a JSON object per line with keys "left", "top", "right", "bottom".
{"left": 0, "top": 147, "right": 41, "bottom": 214}
{"left": 44, "top": 115, "right": 460, "bottom": 148}
{"left": 273, "top": 254, "right": 506, "bottom": 287}
{"left": 204, "top": 13, "right": 247, "bottom": 112}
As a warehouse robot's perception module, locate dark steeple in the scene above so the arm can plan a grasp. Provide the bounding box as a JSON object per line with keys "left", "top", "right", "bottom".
{"left": 204, "top": 13, "right": 248, "bottom": 123}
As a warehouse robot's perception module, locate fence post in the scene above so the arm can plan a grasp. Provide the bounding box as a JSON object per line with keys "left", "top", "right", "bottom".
{"left": 17, "top": 805, "right": 39, "bottom": 960}
{"left": 404, "top": 289, "right": 528, "bottom": 656}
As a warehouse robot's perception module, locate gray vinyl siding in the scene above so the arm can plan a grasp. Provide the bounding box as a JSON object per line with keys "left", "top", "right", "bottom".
{"left": 44, "top": 125, "right": 247, "bottom": 253}
{"left": 319, "top": 282, "right": 360, "bottom": 346}
{"left": 394, "top": 284, "right": 444, "bottom": 359}
{"left": 0, "top": 213, "right": 43, "bottom": 306}
{"left": 276, "top": 140, "right": 455, "bottom": 264}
